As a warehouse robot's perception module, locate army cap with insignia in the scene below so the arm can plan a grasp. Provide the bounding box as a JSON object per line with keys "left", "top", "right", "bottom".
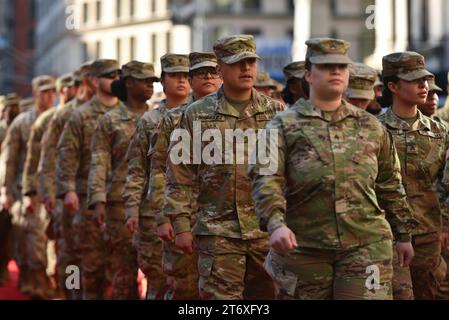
{"left": 32, "top": 75, "right": 56, "bottom": 92}
{"left": 213, "top": 34, "right": 261, "bottom": 65}
{"left": 305, "top": 38, "right": 352, "bottom": 65}
{"left": 254, "top": 72, "right": 277, "bottom": 89}
{"left": 346, "top": 63, "right": 377, "bottom": 100}
{"left": 76, "top": 60, "right": 95, "bottom": 81}
{"left": 382, "top": 52, "right": 433, "bottom": 81}
{"left": 122, "top": 61, "right": 160, "bottom": 81}
{"left": 283, "top": 61, "right": 306, "bottom": 80}
{"left": 428, "top": 77, "right": 443, "bottom": 93}
{"left": 189, "top": 52, "right": 218, "bottom": 71}
{"left": 56, "top": 73, "right": 76, "bottom": 91}
{"left": 90, "top": 59, "right": 120, "bottom": 78}
{"left": 161, "top": 54, "right": 190, "bottom": 73}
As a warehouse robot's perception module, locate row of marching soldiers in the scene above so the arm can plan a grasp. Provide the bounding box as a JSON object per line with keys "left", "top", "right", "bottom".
{"left": 0, "top": 32, "right": 448, "bottom": 300}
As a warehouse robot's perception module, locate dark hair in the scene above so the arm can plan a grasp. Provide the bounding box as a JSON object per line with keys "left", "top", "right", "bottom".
{"left": 379, "top": 75, "right": 399, "bottom": 108}
{"left": 281, "top": 86, "right": 295, "bottom": 105}
{"left": 281, "top": 77, "right": 310, "bottom": 104}
{"left": 305, "top": 59, "right": 312, "bottom": 71}
{"left": 111, "top": 77, "right": 128, "bottom": 101}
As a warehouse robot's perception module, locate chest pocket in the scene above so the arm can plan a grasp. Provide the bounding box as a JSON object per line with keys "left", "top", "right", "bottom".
{"left": 197, "top": 115, "right": 226, "bottom": 130}
{"left": 418, "top": 129, "right": 446, "bottom": 182}
{"left": 299, "top": 127, "right": 333, "bottom": 166}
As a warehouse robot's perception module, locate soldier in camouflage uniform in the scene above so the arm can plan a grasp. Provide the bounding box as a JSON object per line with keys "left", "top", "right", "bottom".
{"left": 152, "top": 52, "right": 222, "bottom": 300}
{"left": 123, "top": 54, "right": 191, "bottom": 300}
{"left": 56, "top": 59, "right": 123, "bottom": 300}
{"left": 379, "top": 52, "right": 449, "bottom": 300}
{"left": 19, "top": 98, "right": 35, "bottom": 114}
{"left": 249, "top": 38, "right": 416, "bottom": 300}
{"left": 88, "top": 61, "right": 159, "bottom": 300}
{"left": 0, "top": 75, "right": 57, "bottom": 298}
{"left": 37, "top": 63, "right": 94, "bottom": 300}
{"left": 254, "top": 72, "right": 277, "bottom": 97}
{"left": 0, "top": 93, "right": 21, "bottom": 146}
{"left": 21, "top": 73, "right": 78, "bottom": 299}
{"left": 164, "top": 35, "right": 283, "bottom": 300}
{"left": 281, "top": 61, "right": 309, "bottom": 106}
{"left": 345, "top": 63, "right": 377, "bottom": 110}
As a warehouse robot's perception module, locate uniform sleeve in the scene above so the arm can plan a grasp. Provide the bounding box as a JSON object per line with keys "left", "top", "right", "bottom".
{"left": 122, "top": 117, "right": 150, "bottom": 220}
{"left": 248, "top": 117, "right": 287, "bottom": 235}
{"left": 163, "top": 111, "right": 198, "bottom": 235}
{"left": 87, "top": 114, "right": 112, "bottom": 208}
{"left": 56, "top": 112, "right": 82, "bottom": 197}
{"left": 439, "top": 132, "right": 449, "bottom": 233}
{"left": 0, "top": 120, "right": 22, "bottom": 195}
{"left": 22, "top": 122, "right": 44, "bottom": 196}
{"left": 376, "top": 128, "right": 417, "bottom": 242}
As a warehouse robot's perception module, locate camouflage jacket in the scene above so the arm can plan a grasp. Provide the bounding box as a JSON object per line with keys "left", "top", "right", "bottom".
{"left": 88, "top": 104, "right": 147, "bottom": 213}
{"left": 379, "top": 108, "right": 449, "bottom": 235}
{"left": 0, "top": 120, "right": 8, "bottom": 148}
{"left": 122, "top": 104, "right": 167, "bottom": 220}
{"left": 164, "top": 87, "right": 285, "bottom": 240}
{"left": 56, "top": 96, "right": 123, "bottom": 197}
{"left": 37, "top": 98, "right": 82, "bottom": 199}
{"left": 0, "top": 108, "right": 39, "bottom": 197}
{"left": 22, "top": 107, "right": 57, "bottom": 196}
{"left": 249, "top": 99, "right": 416, "bottom": 249}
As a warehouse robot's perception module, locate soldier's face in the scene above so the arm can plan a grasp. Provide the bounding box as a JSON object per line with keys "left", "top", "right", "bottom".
{"left": 218, "top": 58, "right": 257, "bottom": 91}
{"left": 35, "top": 88, "right": 56, "bottom": 109}
{"left": 306, "top": 64, "right": 349, "bottom": 99}
{"left": 189, "top": 67, "right": 222, "bottom": 99}
{"left": 346, "top": 97, "right": 371, "bottom": 110}
{"left": 418, "top": 91, "right": 439, "bottom": 117}
{"left": 389, "top": 78, "right": 429, "bottom": 106}
{"left": 127, "top": 77, "right": 155, "bottom": 101}
{"left": 5, "top": 104, "right": 20, "bottom": 125}
{"left": 61, "top": 85, "right": 78, "bottom": 103}
{"left": 374, "top": 85, "right": 384, "bottom": 97}
{"left": 162, "top": 73, "right": 191, "bottom": 99}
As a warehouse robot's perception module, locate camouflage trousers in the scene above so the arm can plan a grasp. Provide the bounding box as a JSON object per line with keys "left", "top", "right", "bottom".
{"left": 197, "top": 236, "right": 274, "bottom": 300}
{"left": 436, "top": 250, "right": 449, "bottom": 300}
{"left": 105, "top": 203, "right": 139, "bottom": 300}
{"left": 0, "top": 208, "right": 12, "bottom": 285}
{"left": 393, "top": 232, "right": 445, "bottom": 300}
{"left": 162, "top": 240, "right": 199, "bottom": 300}
{"left": 265, "top": 239, "right": 394, "bottom": 300}
{"left": 75, "top": 196, "right": 111, "bottom": 300}
{"left": 135, "top": 200, "right": 168, "bottom": 300}
{"left": 50, "top": 200, "right": 68, "bottom": 298}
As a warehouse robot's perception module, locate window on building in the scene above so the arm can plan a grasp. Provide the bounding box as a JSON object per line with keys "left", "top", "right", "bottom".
{"left": 151, "top": 33, "right": 157, "bottom": 64}
{"left": 166, "top": 31, "right": 171, "bottom": 53}
{"left": 116, "top": 38, "right": 121, "bottom": 62}
{"left": 214, "top": 0, "right": 232, "bottom": 13}
{"left": 243, "top": 0, "right": 261, "bottom": 12}
{"left": 82, "top": 42, "right": 89, "bottom": 61}
{"left": 116, "top": 0, "right": 122, "bottom": 18}
{"left": 96, "top": 1, "right": 102, "bottom": 22}
{"left": 288, "top": 0, "right": 294, "bottom": 12}
{"left": 96, "top": 41, "right": 102, "bottom": 58}
{"left": 130, "top": 37, "right": 136, "bottom": 60}
{"left": 421, "top": 0, "right": 429, "bottom": 42}
{"left": 130, "top": 0, "right": 135, "bottom": 17}
{"left": 83, "top": 2, "right": 89, "bottom": 23}
{"left": 27, "top": 31, "right": 34, "bottom": 50}
{"left": 151, "top": 0, "right": 157, "bottom": 14}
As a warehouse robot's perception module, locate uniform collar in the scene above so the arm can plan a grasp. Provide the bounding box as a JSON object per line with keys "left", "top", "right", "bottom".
{"left": 293, "top": 98, "right": 362, "bottom": 122}
{"left": 383, "top": 108, "right": 432, "bottom": 131}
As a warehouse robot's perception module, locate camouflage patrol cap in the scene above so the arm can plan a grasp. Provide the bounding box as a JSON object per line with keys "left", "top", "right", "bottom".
{"left": 213, "top": 34, "right": 261, "bottom": 65}
{"left": 75, "top": 60, "right": 95, "bottom": 81}
{"left": 254, "top": 72, "right": 277, "bottom": 89}
{"left": 32, "top": 75, "right": 56, "bottom": 92}
{"left": 160, "top": 54, "right": 190, "bottom": 73}
{"left": 56, "top": 73, "right": 76, "bottom": 91}
{"left": 428, "top": 77, "right": 443, "bottom": 93}
{"left": 189, "top": 52, "right": 218, "bottom": 71}
{"left": 121, "top": 61, "right": 160, "bottom": 81}
{"left": 382, "top": 52, "right": 433, "bottom": 81}
{"left": 374, "top": 73, "right": 384, "bottom": 88}
{"left": 90, "top": 59, "right": 120, "bottom": 77}
{"left": 0, "top": 93, "right": 21, "bottom": 112}
{"left": 305, "top": 38, "right": 352, "bottom": 64}
{"left": 283, "top": 61, "right": 306, "bottom": 80}
{"left": 346, "top": 63, "right": 377, "bottom": 100}
{"left": 19, "top": 97, "right": 35, "bottom": 112}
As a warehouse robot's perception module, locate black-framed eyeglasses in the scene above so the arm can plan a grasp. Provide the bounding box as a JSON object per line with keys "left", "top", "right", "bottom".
{"left": 193, "top": 68, "right": 220, "bottom": 79}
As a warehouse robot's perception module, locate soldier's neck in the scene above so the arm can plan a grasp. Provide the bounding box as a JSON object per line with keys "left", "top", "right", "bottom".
{"left": 392, "top": 100, "right": 418, "bottom": 119}
{"left": 96, "top": 91, "right": 118, "bottom": 108}
{"left": 166, "top": 95, "right": 188, "bottom": 109}
{"left": 35, "top": 104, "right": 51, "bottom": 114}
{"left": 223, "top": 84, "right": 252, "bottom": 102}
{"left": 126, "top": 96, "right": 148, "bottom": 113}
{"left": 309, "top": 92, "right": 341, "bottom": 111}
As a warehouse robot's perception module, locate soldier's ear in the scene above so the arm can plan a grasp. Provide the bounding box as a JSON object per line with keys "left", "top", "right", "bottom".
{"left": 387, "top": 81, "right": 398, "bottom": 95}
{"left": 304, "top": 70, "right": 312, "bottom": 85}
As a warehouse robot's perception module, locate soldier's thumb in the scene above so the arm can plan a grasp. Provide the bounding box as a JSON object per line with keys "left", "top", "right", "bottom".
{"left": 398, "top": 251, "right": 404, "bottom": 268}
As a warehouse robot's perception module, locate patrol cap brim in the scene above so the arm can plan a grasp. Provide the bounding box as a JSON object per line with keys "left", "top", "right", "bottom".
{"left": 37, "top": 84, "right": 57, "bottom": 91}
{"left": 130, "top": 73, "right": 160, "bottom": 81}
{"left": 429, "top": 83, "right": 443, "bottom": 92}
{"left": 163, "top": 66, "right": 190, "bottom": 73}
{"left": 289, "top": 70, "right": 306, "bottom": 79}
{"left": 309, "top": 54, "right": 352, "bottom": 65}
{"left": 397, "top": 69, "right": 434, "bottom": 81}
{"left": 221, "top": 52, "right": 261, "bottom": 65}
{"left": 190, "top": 61, "right": 218, "bottom": 71}
{"left": 346, "top": 88, "right": 375, "bottom": 100}
{"left": 374, "top": 79, "right": 384, "bottom": 87}
{"left": 97, "top": 66, "right": 121, "bottom": 77}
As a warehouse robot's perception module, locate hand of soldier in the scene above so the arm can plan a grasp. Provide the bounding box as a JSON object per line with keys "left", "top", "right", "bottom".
{"left": 396, "top": 241, "right": 414, "bottom": 268}
{"left": 0, "top": 192, "right": 14, "bottom": 211}
{"left": 126, "top": 217, "right": 139, "bottom": 234}
{"left": 270, "top": 226, "right": 298, "bottom": 253}
{"left": 23, "top": 195, "right": 38, "bottom": 214}
{"left": 43, "top": 196, "right": 56, "bottom": 214}
{"left": 157, "top": 223, "right": 175, "bottom": 242}
{"left": 64, "top": 191, "right": 79, "bottom": 213}
{"left": 94, "top": 202, "right": 106, "bottom": 228}
{"left": 440, "top": 232, "right": 449, "bottom": 251}
{"left": 175, "top": 231, "right": 194, "bottom": 255}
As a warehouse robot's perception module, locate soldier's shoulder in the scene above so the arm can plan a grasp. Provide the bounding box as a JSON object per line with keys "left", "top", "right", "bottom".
{"left": 10, "top": 109, "right": 32, "bottom": 127}
{"left": 138, "top": 109, "right": 162, "bottom": 127}
{"left": 255, "top": 91, "right": 285, "bottom": 113}
{"left": 35, "top": 108, "right": 56, "bottom": 127}
{"left": 425, "top": 114, "right": 448, "bottom": 134}
{"left": 185, "top": 92, "right": 219, "bottom": 116}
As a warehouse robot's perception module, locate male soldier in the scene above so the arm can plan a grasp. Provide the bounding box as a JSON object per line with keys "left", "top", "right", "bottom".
{"left": 123, "top": 54, "right": 191, "bottom": 300}
{"left": 379, "top": 52, "right": 449, "bottom": 300}
{"left": 281, "top": 61, "right": 309, "bottom": 106}
{"left": 436, "top": 72, "right": 449, "bottom": 122}
{"left": 164, "top": 35, "right": 283, "bottom": 300}
{"left": 88, "top": 61, "right": 159, "bottom": 299}
{"left": 0, "top": 75, "right": 57, "bottom": 298}
{"left": 38, "top": 63, "right": 94, "bottom": 300}
{"left": 0, "top": 93, "right": 21, "bottom": 286}
{"left": 249, "top": 38, "right": 415, "bottom": 300}
{"left": 345, "top": 62, "right": 377, "bottom": 110}
{"left": 367, "top": 72, "right": 385, "bottom": 116}
{"left": 22, "top": 72, "right": 78, "bottom": 299}
{"left": 152, "top": 52, "right": 222, "bottom": 299}
{"left": 254, "top": 72, "right": 277, "bottom": 97}
{"left": 56, "top": 59, "right": 122, "bottom": 300}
